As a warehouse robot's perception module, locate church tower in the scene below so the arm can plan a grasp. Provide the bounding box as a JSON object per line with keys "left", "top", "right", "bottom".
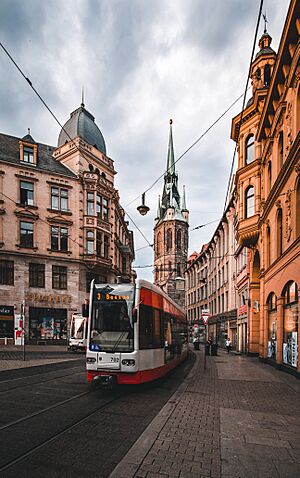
{"left": 154, "top": 120, "right": 189, "bottom": 307}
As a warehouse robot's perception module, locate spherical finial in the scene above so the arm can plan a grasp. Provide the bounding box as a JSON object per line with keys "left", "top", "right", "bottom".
{"left": 169, "top": 119, "right": 173, "bottom": 125}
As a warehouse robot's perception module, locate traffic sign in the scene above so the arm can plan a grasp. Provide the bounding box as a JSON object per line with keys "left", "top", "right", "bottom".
{"left": 202, "top": 314, "right": 210, "bottom": 324}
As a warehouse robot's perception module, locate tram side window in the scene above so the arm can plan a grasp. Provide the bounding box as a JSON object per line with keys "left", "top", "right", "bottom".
{"left": 139, "top": 305, "right": 163, "bottom": 349}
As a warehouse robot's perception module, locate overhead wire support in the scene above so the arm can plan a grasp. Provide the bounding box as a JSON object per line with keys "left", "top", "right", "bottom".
{"left": 223, "top": 0, "right": 264, "bottom": 213}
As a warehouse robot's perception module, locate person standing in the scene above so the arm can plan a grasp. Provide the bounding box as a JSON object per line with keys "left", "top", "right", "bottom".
{"left": 226, "top": 338, "right": 231, "bottom": 353}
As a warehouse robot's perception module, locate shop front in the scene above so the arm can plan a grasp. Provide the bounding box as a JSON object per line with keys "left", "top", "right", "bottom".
{"left": 282, "top": 281, "right": 298, "bottom": 369}
{"left": 0, "top": 305, "right": 14, "bottom": 343}
{"left": 29, "top": 307, "right": 68, "bottom": 343}
{"left": 267, "top": 293, "right": 277, "bottom": 361}
{"left": 237, "top": 305, "right": 248, "bottom": 354}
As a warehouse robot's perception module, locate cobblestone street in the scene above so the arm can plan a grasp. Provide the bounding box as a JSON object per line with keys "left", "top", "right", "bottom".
{"left": 110, "top": 348, "right": 300, "bottom": 478}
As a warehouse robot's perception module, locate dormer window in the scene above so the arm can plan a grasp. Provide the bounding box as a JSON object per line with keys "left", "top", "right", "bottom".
{"left": 23, "top": 146, "right": 34, "bottom": 163}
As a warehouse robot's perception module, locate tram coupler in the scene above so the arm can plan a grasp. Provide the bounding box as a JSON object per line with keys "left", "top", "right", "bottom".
{"left": 92, "top": 374, "right": 117, "bottom": 389}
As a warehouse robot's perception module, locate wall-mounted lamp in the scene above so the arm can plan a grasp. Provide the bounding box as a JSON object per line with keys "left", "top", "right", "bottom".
{"left": 137, "top": 193, "right": 150, "bottom": 216}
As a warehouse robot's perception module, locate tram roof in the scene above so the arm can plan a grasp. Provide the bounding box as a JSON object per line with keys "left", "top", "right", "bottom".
{"left": 136, "top": 279, "right": 186, "bottom": 316}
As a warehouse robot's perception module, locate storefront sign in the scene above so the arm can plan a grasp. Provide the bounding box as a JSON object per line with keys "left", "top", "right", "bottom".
{"left": 26, "top": 293, "right": 72, "bottom": 304}
{"left": 238, "top": 305, "right": 247, "bottom": 316}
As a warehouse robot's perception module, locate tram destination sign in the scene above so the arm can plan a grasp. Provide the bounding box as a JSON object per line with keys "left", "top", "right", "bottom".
{"left": 97, "top": 293, "right": 130, "bottom": 301}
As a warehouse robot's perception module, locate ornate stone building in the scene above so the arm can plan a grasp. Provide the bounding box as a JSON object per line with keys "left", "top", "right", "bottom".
{"left": 232, "top": 0, "right": 300, "bottom": 374}
{"left": 0, "top": 102, "right": 134, "bottom": 344}
{"left": 154, "top": 120, "right": 189, "bottom": 307}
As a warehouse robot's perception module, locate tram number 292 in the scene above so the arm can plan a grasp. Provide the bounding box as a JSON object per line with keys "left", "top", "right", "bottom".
{"left": 110, "top": 357, "right": 119, "bottom": 363}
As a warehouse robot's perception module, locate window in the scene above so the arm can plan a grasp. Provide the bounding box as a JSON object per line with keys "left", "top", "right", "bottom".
{"left": 283, "top": 281, "right": 298, "bottom": 368}
{"left": 20, "top": 221, "right": 34, "bottom": 247}
{"left": 264, "top": 64, "right": 271, "bottom": 87}
{"left": 104, "top": 235, "right": 109, "bottom": 258}
{"left": 279, "top": 131, "right": 284, "bottom": 168}
{"left": 177, "top": 262, "right": 181, "bottom": 276}
{"left": 29, "top": 263, "right": 45, "bottom": 288}
{"left": 96, "top": 231, "right": 102, "bottom": 256}
{"left": 51, "top": 187, "right": 68, "bottom": 211}
{"left": 267, "top": 292, "right": 277, "bottom": 360}
{"left": 176, "top": 229, "right": 182, "bottom": 250}
{"left": 20, "top": 181, "right": 34, "bottom": 206}
{"left": 23, "top": 146, "right": 34, "bottom": 163}
{"left": 122, "top": 256, "right": 127, "bottom": 273}
{"left": 52, "top": 265, "right": 67, "bottom": 290}
{"left": 277, "top": 208, "right": 283, "bottom": 256}
{"left": 139, "top": 305, "right": 163, "bottom": 349}
{"left": 0, "top": 260, "right": 14, "bottom": 285}
{"left": 166, "top": 229, "right": 172, "bottom": 251}
{"left": 266, "top": 225, "right": 271, "bottom": 267}
{"left": 157, "top": 232, "right": 162, "bottom": 256}
{"left": 245, "top": 186, "right": 254, "bottom": 218}
{"left": 51, "top": 226, "right": 68, "bottom": 251}
{"left": 87, "top": 192, "right": 94, "bottom": 215}
{"left": 86, "top": 272, "right": 107, "bottom": 293}
{"left": 86, "top": 230, "right": 94, "bottom": 255}
{"left": 245, "top": 135, "right": 254, "bottom": 164}
{"left": 267, "top": 161, "right": 272, "bottom": 194}
{"left": 96, "top": 193, "right": 109, "bottom": 221}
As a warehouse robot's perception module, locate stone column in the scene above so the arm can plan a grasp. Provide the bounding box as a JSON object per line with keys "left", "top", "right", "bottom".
{"left": 276, "top": 297, "right": 284, "bottom": 365}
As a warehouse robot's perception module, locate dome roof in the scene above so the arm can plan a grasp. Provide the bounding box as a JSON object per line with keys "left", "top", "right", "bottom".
{"left": 58, "top": 104, "right": 106, "bottom": 155}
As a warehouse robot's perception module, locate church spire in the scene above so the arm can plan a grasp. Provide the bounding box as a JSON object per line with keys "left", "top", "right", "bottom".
{"left": 156, "top": 195, "right": 161, "bottom": 219}
{"left": 182, "top": 185, "right": 187, "bottom": 211}
{"left": 166, "top": 119, "right": 175, "bottom": 175}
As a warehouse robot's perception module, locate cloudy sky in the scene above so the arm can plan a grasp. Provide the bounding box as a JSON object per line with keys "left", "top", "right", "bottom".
{"left": 0, "top": 0, "right": 289, "bottom": 281}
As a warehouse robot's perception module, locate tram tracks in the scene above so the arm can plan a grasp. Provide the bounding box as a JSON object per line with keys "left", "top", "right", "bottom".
{"left": 0, "top": 388, "right": 124, "bottom": 473}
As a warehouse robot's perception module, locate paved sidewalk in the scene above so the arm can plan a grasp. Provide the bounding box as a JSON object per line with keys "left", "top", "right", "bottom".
{"left": 0, "top": 345, "right": 82, "bottom": 371}
{"left": 109, "top": 347, "right": 300, "bottom": 478}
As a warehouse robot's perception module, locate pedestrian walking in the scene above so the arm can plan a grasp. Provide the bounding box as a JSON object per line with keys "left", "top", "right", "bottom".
{"left": 226, "top": 338, "right": 231, "bottom": 353}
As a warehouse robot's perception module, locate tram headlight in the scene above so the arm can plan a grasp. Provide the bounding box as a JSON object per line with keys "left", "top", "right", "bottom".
{"left": 86, "top": 357, "right": 96, "bottom": 363}
{"left": 122, "top": 359, "right": 135, "bottom": 366}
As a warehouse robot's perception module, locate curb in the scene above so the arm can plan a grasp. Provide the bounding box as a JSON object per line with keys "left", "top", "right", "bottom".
{"left": 109, "top": 350, "right": 201, "bottom": 478}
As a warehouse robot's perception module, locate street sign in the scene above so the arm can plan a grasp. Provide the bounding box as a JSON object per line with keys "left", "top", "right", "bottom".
{"left": 202, "top": 314, "right": 211, "bottom": 324}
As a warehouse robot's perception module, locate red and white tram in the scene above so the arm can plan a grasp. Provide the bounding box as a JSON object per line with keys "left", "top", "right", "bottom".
{"left": 86, "top": 279, "right": 188, "bottom": 385}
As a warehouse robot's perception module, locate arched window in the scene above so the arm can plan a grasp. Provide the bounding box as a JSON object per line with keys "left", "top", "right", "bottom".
{"left": 245, "top": 186, "right": 255, "bottom": 218}
{"left": 267, "top": 292, "right": 277, "bottom": 360}
{"left": 267, "top": 161, "right": 272, "bottom": 194}
{"left": 266, "top": 225, "right": 271, "bottom": 267}
{"left": 282, "top": 281, "right": 298, "bottom": 368}
{"left": 176, "top": 229, "right": 182, "bottom": 250}
{"left": 166, "top": 229, "right": 172, "bottom": 251}
{"left": 245, "top": 135, "right": 254, "bottom": 164}
{"left": 277, "top": 208, "right": 283, "bottom": 257}
{"left": 157, "top": 232, "right": 162, "bottom": 256}
{"left": 279, "top": 131, "right": 284, "bottom": 168}
{"left": 264, "top": 64, "right": 271, "bottom": 87}
{"left": 86, "top": 230, "right": 94, "bottom": 255}
{"left": 296, "top": 178, "right": 300, "bottom": 238}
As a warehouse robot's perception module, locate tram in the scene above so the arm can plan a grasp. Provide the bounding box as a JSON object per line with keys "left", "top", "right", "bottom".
{"left": 68, "top": 313, "right": 88, "bottom": 352}
{"left": 86, "top": 279, "right": 188, "bottom": 385}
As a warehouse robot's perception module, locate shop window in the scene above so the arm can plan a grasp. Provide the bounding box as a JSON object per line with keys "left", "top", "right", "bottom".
{"left": 51, "top": 187, "right": 68, "bottom": 211}
{"left": 277, "top": 208, "right": 283, "bottom": 257}
{"left": 166, "top": 229, "right": 172, "bottom": 251}
{"left": 20, "top": 221, "right": 34, "bottom": 248}
{"left": 245, "top": 186, "right": 255, "bottom": 218}
{"left": 23, "top": 146, "right": 34, "bottom": 163}
{"left": 297, "top": 178, "right": 300, "bottom": 238}
{"left": 29, "top": 307, "right": 67, "bottom": 341}
{"left": 52, "top": 265, "right": 67, "bottom": 290}
{"left": 86, "top": 192, "right": 94, "bottom": 215}
{"left": 103, "top": 235, "right": 109, "bottom": 258}
{"left": 86, "top": 230, "right": 94, "bottom": 255}
{"left": 0, "top": 259, "right": 14, "bottom": 285}
{"left": 51, "top": 226, "right": 68, "bottom": 252}
{"left": 29, "top": 263, "right": 45, "bottom": 288}
{"left": 0, "top": 305, "right": 14, "bottom": 338}
{"left": 245, "top": 135, "right": 254, "bottom": 164}
{"left": 20, "top": 181, "right": 34, "bottom": 206}
{"left": 283, "top": 281, "right": 298, "bottom": 368}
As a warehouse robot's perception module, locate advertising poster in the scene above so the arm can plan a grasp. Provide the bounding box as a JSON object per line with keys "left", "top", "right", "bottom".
{"left": 291, "top": 332, "right": 298, "bottom": 368}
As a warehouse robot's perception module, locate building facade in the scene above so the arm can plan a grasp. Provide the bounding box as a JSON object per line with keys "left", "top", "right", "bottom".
{"left": 232, "top": 0, "right": 300, "bottom": 373}
{"left": 186, "top": 197, "right": 238, "bottom": 348}
{"left": 0, "top": 102, "right": 134, "bottom": 344}
{"left": 154, "top": 120, "right": 189, "bottom": 307}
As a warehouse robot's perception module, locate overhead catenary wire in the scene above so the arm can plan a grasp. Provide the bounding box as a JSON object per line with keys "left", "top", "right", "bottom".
{"left": 223, "top": 0, "right": 264, "bottom": 213}
{"left": 125, "top": 88, "right": 250, "bottom": 209}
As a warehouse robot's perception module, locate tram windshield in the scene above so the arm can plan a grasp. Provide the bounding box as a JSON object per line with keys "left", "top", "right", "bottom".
{"left": 90, "top": 283, "right": 135, "bottom": 352}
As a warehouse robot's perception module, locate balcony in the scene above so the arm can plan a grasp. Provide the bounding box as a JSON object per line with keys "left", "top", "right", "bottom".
{"left": 236, "top": 213, "right": 260, "bottom": 247}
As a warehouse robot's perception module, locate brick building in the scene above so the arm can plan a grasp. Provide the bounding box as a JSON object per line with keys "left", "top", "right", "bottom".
{"left": 0, "top": 102, "right": 134, "bottom": 344}
{"left": 232, "top": 0, "right": 299, "bottom": 373}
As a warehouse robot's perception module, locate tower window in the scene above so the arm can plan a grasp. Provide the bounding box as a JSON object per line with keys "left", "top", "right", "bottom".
{"left": 264, "top": 64, "right": 271, "bottom": 87}
{"left": 166, "top": 229, "right": 172, "bottom": 251}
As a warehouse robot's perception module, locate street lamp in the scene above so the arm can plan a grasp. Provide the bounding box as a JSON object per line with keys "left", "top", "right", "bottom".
{"left": 137, "top": 193, "right": 150, "bottom": 216}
